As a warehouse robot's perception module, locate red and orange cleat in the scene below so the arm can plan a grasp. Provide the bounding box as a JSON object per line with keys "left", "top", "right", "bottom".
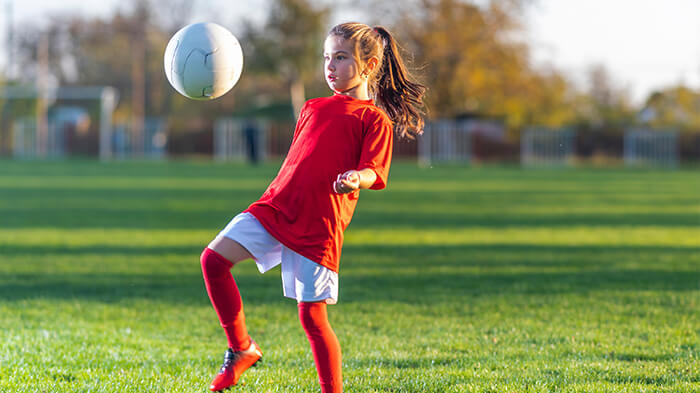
{"left": 209, "top": 340, "right": 263, "bottom": 391}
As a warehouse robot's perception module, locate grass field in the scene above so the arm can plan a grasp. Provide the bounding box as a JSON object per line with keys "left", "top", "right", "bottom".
{"left": 0, "top": 159, "right": 698, "bottom": 393}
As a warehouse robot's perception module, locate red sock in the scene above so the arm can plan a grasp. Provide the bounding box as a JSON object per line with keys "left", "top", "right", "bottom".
{"left": 298, "top": 302, "right": 342, "bottom": 393}
{"left": 200, "top": 247, "right": 251, "bottom": 351}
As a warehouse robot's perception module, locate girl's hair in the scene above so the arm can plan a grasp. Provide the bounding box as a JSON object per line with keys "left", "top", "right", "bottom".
{"left": 329, "top": 22, "right": 426, "bottom": 139}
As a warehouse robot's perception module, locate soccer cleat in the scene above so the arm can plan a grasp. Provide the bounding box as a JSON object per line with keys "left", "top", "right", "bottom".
{"left": 209, "top": 340, "right": 263, "bottom": 391}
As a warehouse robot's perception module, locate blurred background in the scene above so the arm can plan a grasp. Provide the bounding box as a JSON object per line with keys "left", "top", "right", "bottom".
{"left": 0, "top": 0, "right": 698, "bottom": 166}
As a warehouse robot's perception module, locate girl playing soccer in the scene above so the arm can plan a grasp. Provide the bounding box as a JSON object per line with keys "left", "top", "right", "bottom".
{"left": 200, "top": 22, "right": 426, "bottom": 392}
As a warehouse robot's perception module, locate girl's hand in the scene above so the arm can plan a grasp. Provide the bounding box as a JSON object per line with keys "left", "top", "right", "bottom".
{"left": 333, "top": 170, "right": 361, "bottom": 194}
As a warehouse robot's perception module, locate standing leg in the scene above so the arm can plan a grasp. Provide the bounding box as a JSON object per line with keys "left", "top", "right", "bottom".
{"left": 201, "top": 237, "right": 262, "bottom": 391}
{"left": 298, "top": 302, "right": 343, "bottom": 393}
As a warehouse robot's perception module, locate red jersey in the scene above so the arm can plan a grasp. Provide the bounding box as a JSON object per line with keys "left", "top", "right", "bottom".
{"left": 245, "top": 94, "right": 393, "bottom": 272}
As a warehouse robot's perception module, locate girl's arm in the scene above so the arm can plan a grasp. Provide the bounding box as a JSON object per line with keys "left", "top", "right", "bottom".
{"left": 333, "top": 168, "right": 377, "bottom": 194}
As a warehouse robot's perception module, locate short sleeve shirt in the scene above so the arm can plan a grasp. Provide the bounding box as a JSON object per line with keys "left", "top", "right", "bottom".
{"left": 245, "top": 94, "right": 393, "bottom": 272}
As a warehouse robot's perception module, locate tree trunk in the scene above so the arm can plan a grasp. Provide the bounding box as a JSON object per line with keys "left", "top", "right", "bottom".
{"left": 290, "top": 78, "right": 305, "bottom": 121}
{"left": 131, "top": 33, "right": 145, "bottom": 157}
{"left": 35, "top": 33, "right": 49, "bottom": 158}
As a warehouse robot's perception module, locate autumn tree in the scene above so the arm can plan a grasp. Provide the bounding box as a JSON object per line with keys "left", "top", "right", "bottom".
{"left": 578, "top": 64, "right": 635, "bottom": 127}
{"left": 641, "top": 86, "right": 700, "bottom": 130}
{"left": 241, "top": 0, "right": 329, "bottom": 119}
{"left": 372, "top": 0, "right": 577, "bottom": 130}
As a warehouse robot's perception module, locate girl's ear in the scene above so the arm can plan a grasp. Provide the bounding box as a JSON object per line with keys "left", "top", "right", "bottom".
{"left": 363, "top": 56, "right": 380, "bottom": 77}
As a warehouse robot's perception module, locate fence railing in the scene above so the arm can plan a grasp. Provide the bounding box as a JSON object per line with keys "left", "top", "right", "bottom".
{"left": 521, "top": 127, "right": 576, "bottom": 167}
{"left": 624, "top": 128, "right": 678, "bottom": 168}
{"left": 3, "top": 113, "right": 693, "bottom": 167}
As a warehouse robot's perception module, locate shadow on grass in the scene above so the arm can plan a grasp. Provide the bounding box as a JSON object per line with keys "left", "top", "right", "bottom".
{"left": 0, "top": 243, "right": 697, "bottom": 304}
{"left": 342, "top": 244, "right": 700, "bottom": 268}
{"left": 345, "top": 355, "right": 464, "bottom": 369}
{"left": 0, "top": 244, "right": 204, "bottom": 257}
{"left": 4, "top": 243, "right": 698, "bottom": 263}
{"left": 601, "top": 371, "right": 700, "bottom": 386}
{"left": 0, "top": 271, "right": 289, "bottom": 306}
{"left": 1, "top": 183, "right": 698, "bottom": 229}
{"left": 352, "top": 211, "right": 700, "bottom": 229}
{"left": 604, "top": 352, "right": 677, "bottom": 362}
{"left": 1, "top": 207, "right": 698, "bottom": 229}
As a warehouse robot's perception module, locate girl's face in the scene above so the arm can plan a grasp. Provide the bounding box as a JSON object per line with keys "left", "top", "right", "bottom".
{"left": 323, "top": 35, "right": 365, "bottom": 96}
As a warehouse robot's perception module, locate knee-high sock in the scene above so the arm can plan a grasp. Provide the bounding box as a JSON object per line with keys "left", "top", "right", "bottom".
{"left": 298, "top": 302, "right": 342, "bottom": 393}
{"left": 200, "top": 247, "right": 251, "bottom": 351}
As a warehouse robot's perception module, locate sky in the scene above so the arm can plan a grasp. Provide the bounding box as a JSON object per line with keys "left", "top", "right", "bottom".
{"left": 525, "top": 0, "right": 700, "bottom": 103}
{"left": 1, "top": 0, "right": 699, "bottom": 105}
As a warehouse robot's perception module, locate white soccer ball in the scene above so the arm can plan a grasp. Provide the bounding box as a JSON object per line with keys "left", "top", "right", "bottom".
{"left": 164, "top": 22, "right": 244, "bottom": 100}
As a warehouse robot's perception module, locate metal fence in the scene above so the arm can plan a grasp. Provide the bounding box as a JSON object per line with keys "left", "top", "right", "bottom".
{"left": 521, "top": 127, "right": 576, "bottom": 167}
{"left": 111, "top": 118, "right": 168, "bottom": 159}
{"left": 213, "top": 118, "right": 267, "bottom": 163}
{"left": 624, "top": 128, "right": 679, "bottom": 168}
{"left": 419, "top": 120, "right": 471, "bottom": 166}
{"left": 2, "top": 105, "right": 692, "bottom": 168}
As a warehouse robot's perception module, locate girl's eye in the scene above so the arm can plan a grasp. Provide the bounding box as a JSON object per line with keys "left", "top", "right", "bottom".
{"left": 336, "top": 55, "right": 346, "bottom": 60}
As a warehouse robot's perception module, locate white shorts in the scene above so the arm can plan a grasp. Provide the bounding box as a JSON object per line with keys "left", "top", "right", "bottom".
{"left": 216, "top": 212, "right": 338, "bottom": 304}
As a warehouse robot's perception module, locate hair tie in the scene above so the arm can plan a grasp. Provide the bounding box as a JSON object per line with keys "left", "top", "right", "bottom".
{"left": 373, "top": 27, "right": 387, "bottom": 48}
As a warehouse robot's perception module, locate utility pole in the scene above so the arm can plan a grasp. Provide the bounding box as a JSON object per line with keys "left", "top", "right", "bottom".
{"left": 131, "top": 36, "right": 145, "bottom": 157}
{"left": 0, "top": 0, "right": 10, "bottom": 156}
{"left": 36, "top": 32, "right": 49, "bottom": 157}
{"left": 130, "top": 4, "right": 147, "bottom": 158}
{"left": 4, "top": 0, "right": 12, "bottom": 80}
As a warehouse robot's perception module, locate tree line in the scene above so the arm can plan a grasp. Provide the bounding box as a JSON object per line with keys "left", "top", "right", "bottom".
{"left": 2, "top": 0, "right": 698, "bottom": 140}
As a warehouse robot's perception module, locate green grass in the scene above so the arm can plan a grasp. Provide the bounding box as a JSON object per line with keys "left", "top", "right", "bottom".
{"left": 0, "top": 159, "right": 698, "bottom": 392}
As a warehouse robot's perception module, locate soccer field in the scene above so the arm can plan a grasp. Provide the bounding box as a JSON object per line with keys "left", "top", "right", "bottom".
{"left": 0, "top": 160, "right": 698, "bottom": 393}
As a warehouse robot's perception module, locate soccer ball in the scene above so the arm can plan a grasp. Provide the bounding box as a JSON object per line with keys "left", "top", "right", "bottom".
{"left": 164, "top": 22, "right": 244, "bottom": 100}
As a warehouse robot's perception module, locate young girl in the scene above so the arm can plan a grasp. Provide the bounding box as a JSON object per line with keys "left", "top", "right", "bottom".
{"left": 200, "top": 22, "right": 425, "bottom": 392}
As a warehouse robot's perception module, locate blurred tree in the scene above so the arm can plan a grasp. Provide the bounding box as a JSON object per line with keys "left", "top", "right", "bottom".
{"left": 641, "top": 86, "right": 700, "bottom": 130}
{"left": 5, "top": 0, "right": 697, "bottom": 158}
{"left": 578, "top": 64, "right": 635, "bottom": 127}
{"left": 9, "top": 1, "right": 221, "bottom": 121}
{"left": 128, "top": 2, "right": 148, "bottom": 155}
{"left": 241, "top": 0, "right": 329, "bottom": 119}
{"left": 378, "top": 0, "right": 578, "bottom": 130}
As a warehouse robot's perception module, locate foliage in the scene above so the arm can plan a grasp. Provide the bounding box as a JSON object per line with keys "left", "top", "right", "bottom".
{"left": 3, "top": 0, "right": 698, "bottom": 136}
{"left": 383, "top": 0, "right": 580, "bottom": 129}
{"left": 641, "top": 86, "right": 700, "bottom": 131}
{"left": 574, "top": 64, "right": 636, "bottom": 127}
{"left": 240, "top": 0, "right": 329, "bottom": 118}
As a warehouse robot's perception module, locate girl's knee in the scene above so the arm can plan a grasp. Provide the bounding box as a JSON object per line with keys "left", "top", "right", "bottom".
{"left": 298, "top": 302, "right": 329, "bottom": 332}
{"left": 201, "top": 247, "right": 233, "bottom": 277}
